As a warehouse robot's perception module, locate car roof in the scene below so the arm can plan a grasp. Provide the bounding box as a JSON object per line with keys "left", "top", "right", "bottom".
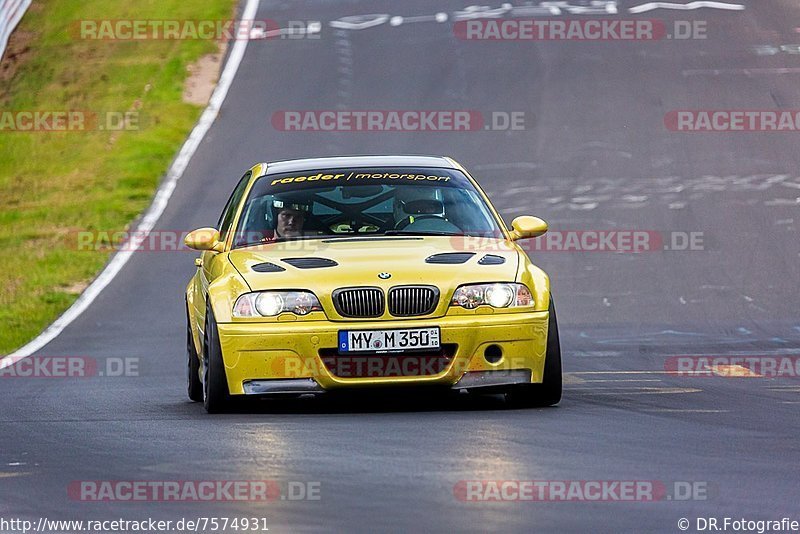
{"left": 260, "top": 155, "right": 458, "bottom": 175}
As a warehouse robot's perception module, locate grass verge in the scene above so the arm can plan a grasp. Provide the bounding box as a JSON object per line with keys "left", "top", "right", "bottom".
{"left": 0, "top": 0, "right": 235, "bottom": 354}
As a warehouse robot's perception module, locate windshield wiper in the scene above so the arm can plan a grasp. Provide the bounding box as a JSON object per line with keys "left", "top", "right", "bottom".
{"left": 383, "top": 230, "right": 461, "bottom": 236}
{"left": 235, "top": 231, "right": 461, "bottom": 247}
{"left": 234, "top": 235, "right": 332, "bottom": 248}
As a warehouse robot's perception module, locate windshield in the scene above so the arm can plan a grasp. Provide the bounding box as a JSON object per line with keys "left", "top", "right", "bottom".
{"left": 231, "top": 167, "right": 504, "bottom": 248}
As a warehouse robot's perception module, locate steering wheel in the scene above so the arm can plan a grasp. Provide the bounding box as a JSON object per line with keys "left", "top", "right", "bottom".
{"left": 394, "top": 214, "right": 444, "bottom": 231}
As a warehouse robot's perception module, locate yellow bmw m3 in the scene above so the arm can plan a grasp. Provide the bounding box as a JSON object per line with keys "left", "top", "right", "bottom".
{"left": 184, "top": 156, "right": 561, "bottom": 413}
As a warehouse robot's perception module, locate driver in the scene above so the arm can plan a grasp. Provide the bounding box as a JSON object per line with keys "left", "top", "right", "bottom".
{"left": 393, "top": 186, "right": 445, "bottom": 229}
{"left": 274, "top": 202, "right": 306, "bottom": 238}
{"left": 261, "top": 195, "right": 310, "bottom": 242}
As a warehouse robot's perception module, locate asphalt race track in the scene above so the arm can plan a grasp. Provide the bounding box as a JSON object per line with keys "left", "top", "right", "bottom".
{"left": 2, "top": 1, "right": 800, "bottom": 531}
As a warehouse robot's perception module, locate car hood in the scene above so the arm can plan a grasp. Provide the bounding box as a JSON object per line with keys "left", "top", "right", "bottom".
{"left": 228, "top": 236, "right": 520, "bottom": 301}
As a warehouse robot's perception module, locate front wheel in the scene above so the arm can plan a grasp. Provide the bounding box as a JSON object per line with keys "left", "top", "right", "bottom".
{"left": 186, "top": 309, "right": 203, "bottom": 402}
{"left": 505, "top": 297, "right": 562, "bottom": 408}
{"left": 203, "top": 303, "right": 232, "bottom": 413}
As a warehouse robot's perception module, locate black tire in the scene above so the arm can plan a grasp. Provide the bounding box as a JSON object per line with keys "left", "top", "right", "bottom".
{"left": 203, "top": 303, "right": 232, "bottom": 413}
{"left": 505, "top": 296, "right": 562, "bottom": 408}
{"left": 186, "top": 306, "right": 203, "bottom": 402}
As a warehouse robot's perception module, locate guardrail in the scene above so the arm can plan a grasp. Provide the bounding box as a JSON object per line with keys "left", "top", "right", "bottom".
{"left": 0, "top": 0, "right": 32, "bottom": 60}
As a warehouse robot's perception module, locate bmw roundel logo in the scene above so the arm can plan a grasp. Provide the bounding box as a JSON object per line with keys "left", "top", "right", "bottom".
{"left": 378, "top": 272, "right": 391, "bottom": 279}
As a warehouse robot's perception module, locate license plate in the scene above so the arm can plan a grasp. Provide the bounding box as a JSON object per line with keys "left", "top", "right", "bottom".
{"left": 338, "top": 327, "right": 440, "bottom": 353}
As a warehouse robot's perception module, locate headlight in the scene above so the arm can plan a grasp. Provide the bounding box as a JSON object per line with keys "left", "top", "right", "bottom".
{"left": 450, "top": 283, "right": 532, "bottom": 309}
{"left": 256, "top": 293, "right": 284, "bottom": 316}
{"left": 233, "top": 291, "right": 322, "bottom": 317}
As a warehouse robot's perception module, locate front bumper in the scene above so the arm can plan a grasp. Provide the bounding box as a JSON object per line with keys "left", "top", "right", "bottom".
{"left": 217, "top": 311, "right": 549, "bottom": 395}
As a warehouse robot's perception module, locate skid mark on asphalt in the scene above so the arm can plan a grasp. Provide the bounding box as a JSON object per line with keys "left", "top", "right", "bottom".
{"left": 642, "top": 409, "right": 729, "bottom": 413}
{"left": 567, "top": 371, "right": 800, "bottom": 405}
{"left": 766, "top": 386, "right": 800, "bottom": 392}
{"left": 570, "top": 370, "right": 707, "bottom": 375}
{"left": 767, "top": 386, "right": 800, "bottom": 404}
{"left": 489, "top": 173, "right": 800, "bottom": 213}
{"left": 0, "top": 472, "right": 29, "bottom": 478}
{"left": 563, "top": 373, "right": 587, "bottom": 384}
{"left": 579, "top": 378, "right": 663, "bottom": 383}
{"left": 683, "top": 68, "right": 800, "bottom": 76}
{"left": 565, "top": 373, "right": 664, "bottom": 384}
{"left": 567, "top": 387, "right": 702, "bottom": 395}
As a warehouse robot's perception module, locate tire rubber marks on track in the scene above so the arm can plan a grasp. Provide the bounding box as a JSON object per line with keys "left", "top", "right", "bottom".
{"left": 569, "top": 387, "right": 702, "bottom": 395}
{"left": 328, "top": 2, "right": 744, "bottom": 32}
{"left": 566, "top": 371, "right": 700, "bottom": 395}
{"left": 684, "top": 68, "right": 800, "bottom": 76}
{"left": 643, "top": 408, "right": 729, "bottom": 412}
{"left": 498, "top": 174, "right": 796, "bottom": 213}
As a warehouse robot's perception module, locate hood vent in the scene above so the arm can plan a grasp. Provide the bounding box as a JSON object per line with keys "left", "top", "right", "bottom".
{"left": 425, "top": 252, "right": 475, "bottom": 264}
{"left": 251, "top": 262, "right": 286, "bottom": 273}
{"left": 478, "top": 254, "right": 506, "bottom": 265}
{"left": 282, "top": 257, "right": 339, "bottom": 269}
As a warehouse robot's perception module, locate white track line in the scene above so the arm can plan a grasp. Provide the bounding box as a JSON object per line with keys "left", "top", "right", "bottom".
{"left": 0, "top": 0, "right": 261, "bottom": 369}
{"left": 629, "top": 2, "right": 744, "bottom": 14}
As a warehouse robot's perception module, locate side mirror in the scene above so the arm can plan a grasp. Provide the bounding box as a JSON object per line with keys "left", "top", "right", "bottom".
{"left": 185, "top": 227, "right": 224, "bottom": 252}
{"left": 509, "top": 216, "right": 548, "bottom": 240}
